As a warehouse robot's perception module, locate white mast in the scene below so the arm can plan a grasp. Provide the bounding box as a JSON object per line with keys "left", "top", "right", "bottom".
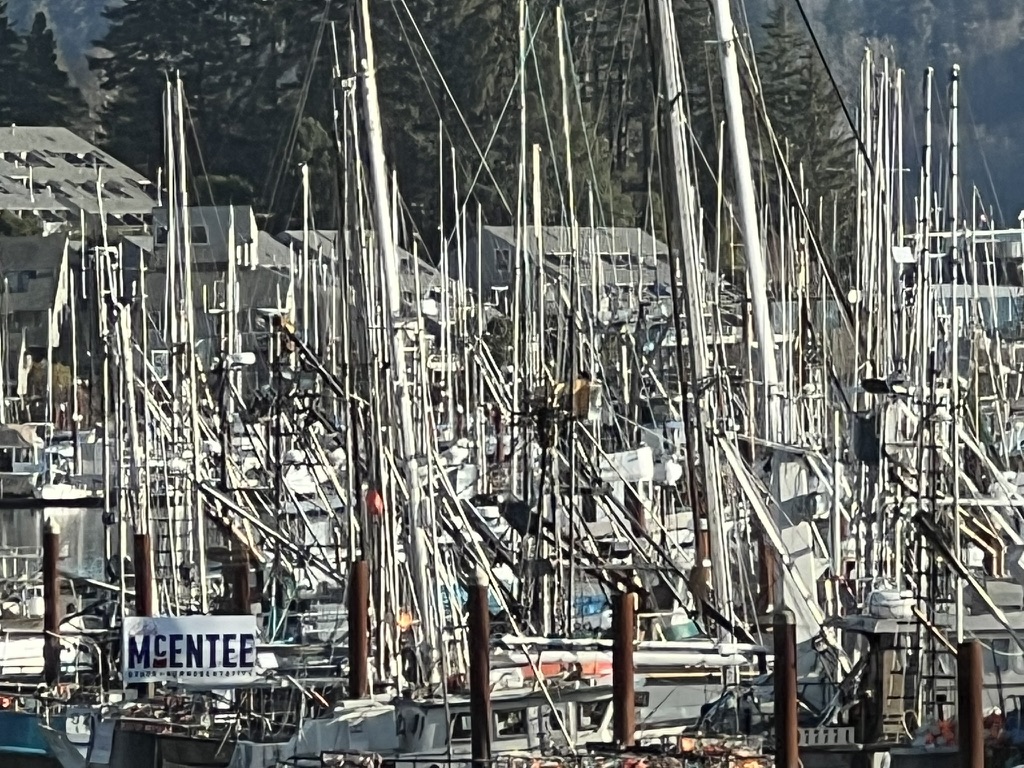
{"left": 651, "top": 0, "right": 732, "bottom": 610}
{"left": 949, "top": 64, "right": 963, "bottom": 643}
{"left": 709, "top": 0, "right": 782, "bottom": 441}
{"left": 355, "top": 0, "right": 439, "bottom": 683}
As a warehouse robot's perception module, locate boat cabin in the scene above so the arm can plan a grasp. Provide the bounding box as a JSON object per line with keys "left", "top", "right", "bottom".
{"left": 394, "top": 684, "right": 613, "bottom": 764}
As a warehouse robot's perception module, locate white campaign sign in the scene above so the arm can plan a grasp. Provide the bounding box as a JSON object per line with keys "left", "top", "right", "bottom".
{"left": 122, "top": 615, "right": 260, "bottom": 686}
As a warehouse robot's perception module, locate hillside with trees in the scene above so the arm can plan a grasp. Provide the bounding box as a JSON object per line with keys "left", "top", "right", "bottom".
{"left": 0, "top": 0, "right": 1020, "bottom": 244}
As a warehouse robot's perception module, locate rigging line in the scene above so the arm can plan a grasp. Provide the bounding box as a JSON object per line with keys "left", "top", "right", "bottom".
{"left": 735, "top": 40, "right": 860, "bottom": 352}
{"left": 961, "top": 86, "right": 1004, "bottom": 225}
{"left": 588, "top": 0, "right": 637, "bottom": 135}
{"left": 561, "top": 4, "right": 616, "bottom": 227}
{"left": 449, "top": 5, "right": 551, "bottom": 234}
{"left": 264, "top": 0, "right": 332, "bottom": 216}
{"left": 784, "top": 0, "right": 873, "bottom": 173}
{"left": 393, "top": 0, "right": 512, "bottom": 215}
{"left": 527, "top": 9, "right": 568, "bottom": 221}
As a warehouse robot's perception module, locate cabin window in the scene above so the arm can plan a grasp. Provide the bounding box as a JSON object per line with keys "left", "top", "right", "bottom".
{"left": 494, "top": 709, "right": 527, "bottom": 738}
{"left": 579, "top": 700, "right": 609, "bottom": 729}
{"left": 191, "top": 225, "right": 209, "bottom": 244}
{"left": 450, "top": 713, "right": 472, "bottom": 742}
{"left": 495, "top": 248, "right": 511, "bottom": 275}
{"left": 991, "top": 639, "right": 1024, "bottom": 674}
{"left": 0, "top": 448, "right": 12, "bottom": 472}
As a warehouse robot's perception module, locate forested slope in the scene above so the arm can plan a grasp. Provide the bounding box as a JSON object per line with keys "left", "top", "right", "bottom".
{"left": 3, "top": 0, "right": 1021, "bottom": 239}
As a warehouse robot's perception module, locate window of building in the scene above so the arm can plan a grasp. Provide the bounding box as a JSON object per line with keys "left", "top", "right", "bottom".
{"left": 191, "top": 225, "right": 209, "bottom": 244}
{"left": 8, "top": 271, "right": 36, "bottom": 293}
{"left": 156, "top": 227, "right": 168, "bottom": 246}
{"left": 495, "top": 248, "right": 511, "bottom": 275}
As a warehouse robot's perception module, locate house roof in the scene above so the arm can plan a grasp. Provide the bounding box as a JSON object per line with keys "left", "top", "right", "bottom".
{"left": 0, "top": 126, "right": 154, "bottom": 219}
{"left": 152, "top": 205, "right": 255, "bottom": 245}
{"left": 277, "top": 229, "right": 458, "bottom": 297}
{"left": 482, "top": 225, "right": 668, "bottom": 259}
{"left": 475, "top": 225, "right": 677, "bottom": 290}
{"left": 0, "top": 236, "right": 67, "bottom": 272}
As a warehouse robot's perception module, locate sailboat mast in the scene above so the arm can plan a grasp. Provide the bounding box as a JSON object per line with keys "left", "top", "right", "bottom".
{"left": 650, "top": 0, "right": 732, "bottom": 612}
{"left": 354, "top": 0, "right": 440, "bottom": 683}
{"left": 708, "top": 0, "right": 782, "bottom": 442}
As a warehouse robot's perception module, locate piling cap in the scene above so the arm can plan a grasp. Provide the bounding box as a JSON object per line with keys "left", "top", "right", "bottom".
{"left": 470, "top": 566, "right": 490, "bottom": 588}
{"left": 773, "top": 608, "right": 796, "bottom": 626}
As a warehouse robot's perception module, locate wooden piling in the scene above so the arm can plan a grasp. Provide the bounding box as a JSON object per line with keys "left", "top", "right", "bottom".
{"left": 347, "top": 559, "right": 370, "bottom": 698}
{"left": 467, "top": 567, "right": 492, "bottom": 768}
{"left": 42, "top": 520, "right": 61, "bottom": 686}
{"left": 612, "top": 590, "right": 636, "bottom": 747}
{"left": 773, "top": 609, "right": 798, "bottom": 768}
{"left": 133, "top": 533, "right": 152, "bottom": 617}
{"left": 957, "top": 640, "right": 983, "bottom": 768}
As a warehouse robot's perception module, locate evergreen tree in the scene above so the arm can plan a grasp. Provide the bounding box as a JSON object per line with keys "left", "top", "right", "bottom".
{"left": 91, "top": 0, "right": 333, "bottom": 220}
{"left": 0, "top": 3, "right": 24, "bottom": 122}
{"left": 22, "top": 12, "right": 90, "bottom": 130}
{"left": 758, "top": 3, "right": 855, "bottom": 264}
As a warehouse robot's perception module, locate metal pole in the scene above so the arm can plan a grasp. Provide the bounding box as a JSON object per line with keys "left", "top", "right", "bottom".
{"left": 43, "top": 520, "right": 61, "bottom": 686}
{"left": 957, "top": 640, "right": 983, "bottom": 768}
{"left": 773, "top": 610, "right": 798, "bottom": 768}
{"left": 612, "top": 590, "right": 636, "bottom": 747}
{"left": 467, "top": 567, "right": 492, "bottom": 768}
{"left": 348, "top": 559, "right": 370, "bottom": 698}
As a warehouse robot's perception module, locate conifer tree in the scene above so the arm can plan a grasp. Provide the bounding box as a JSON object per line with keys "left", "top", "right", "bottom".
{"left": 758, "top": 3, "right": 855, "bottom": 254}
{"left": 22, "top": 12, "right": 90, "bottom": 130}
{"left": 0, "top": 3, "right": 24, "bottom": 122}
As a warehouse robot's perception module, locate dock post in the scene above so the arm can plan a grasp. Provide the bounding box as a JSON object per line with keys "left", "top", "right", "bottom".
{"left": 774, "top": 609, "right": 798, "bottom": 768}
{"left": 133, "top": 533, "right": 153, "bottom": 616}
{"left": 612, "top": 589, "right": 636, "bottom": 747}
{"left": 467, "top": 567, "right": 491, "bottom": 768}
{"left": 957, "top": 640, "right": 983, "bottom": 768}
{"left": 347, "top": 559, "right": 370, "bottom": 698}
{"left": 42, "top": 520, "right": 61, "bottom": 686}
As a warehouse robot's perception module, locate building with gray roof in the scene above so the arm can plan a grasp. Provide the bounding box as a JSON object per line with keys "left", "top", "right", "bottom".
{"left": 0, "top": 126, "right": 155, "bottom": 236}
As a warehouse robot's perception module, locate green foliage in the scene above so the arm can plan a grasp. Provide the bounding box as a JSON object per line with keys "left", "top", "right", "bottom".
{"left": 0, "top": 211, "right": 42, "bottom": 236}
{"left": 90, "top": 0, "right": 335, "bottom": 221}
{"left": 757, "top": 3, "right": 856, "bottom": 270}
{"left": 23, "top": 12, "right": 91, "bottom": 130}
{"left": 27, "top": 360, "right": 72, "bottom": 398}
{"left": 0, "top": 5, "right": 90, "bottom": 132}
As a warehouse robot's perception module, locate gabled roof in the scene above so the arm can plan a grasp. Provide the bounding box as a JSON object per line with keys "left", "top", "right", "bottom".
{"left": 482, "top": 225, "right": 668, "bottom": 258}
{"left": 0, "top": 235, "right": 67, "bottom": 272}
{"left": 277, "top": 229, "right": 458, "bottom": 297}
